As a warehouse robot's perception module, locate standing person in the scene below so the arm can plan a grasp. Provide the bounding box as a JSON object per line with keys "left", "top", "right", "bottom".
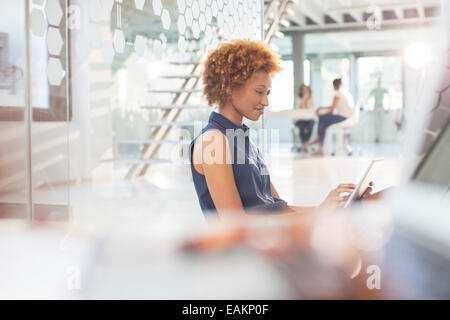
{"left": 189, "top": 40, "right": 356, "bottom": 219}
{"left": 294, "top": 84, "right": 315, "bottom": 152}
{"left": 312, "top": 78, "right": 354, "bottom": 156}
{"left": 368, "top": 78, "right": 390, "bottom": 143}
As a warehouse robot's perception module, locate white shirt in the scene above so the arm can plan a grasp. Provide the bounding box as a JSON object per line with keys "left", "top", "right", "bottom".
{"left": 334, "top": 90, "right": 354, "bottom": 118}
{"left": 294, "top": 97, "right": 315, "bottom": 110}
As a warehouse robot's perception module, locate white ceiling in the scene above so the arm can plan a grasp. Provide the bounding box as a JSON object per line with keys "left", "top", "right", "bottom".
{"left": 280, "top": 0, "right": 442, "bottom": 31}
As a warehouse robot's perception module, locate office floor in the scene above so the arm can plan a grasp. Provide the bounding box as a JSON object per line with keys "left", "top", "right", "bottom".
{"left": 0, "top": 142, "right": 403, "bottom": 229}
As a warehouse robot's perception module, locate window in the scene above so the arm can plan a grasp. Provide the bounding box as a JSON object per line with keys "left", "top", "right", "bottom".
{"left": 357, "top": 56, "right": 403, "bottom": 111}
{"left": 0, "top": 0, "right": 71, "bottom": 122}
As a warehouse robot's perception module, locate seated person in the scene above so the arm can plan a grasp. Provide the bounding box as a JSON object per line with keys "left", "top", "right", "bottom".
{"left": 294, "top": 84, "right": 316, "bottom": 152}
{"left": 190, "top": 40, "right": 356, "bottom": 220}
{"left": 312, "top": 78, "right": 355, "bottom": 156}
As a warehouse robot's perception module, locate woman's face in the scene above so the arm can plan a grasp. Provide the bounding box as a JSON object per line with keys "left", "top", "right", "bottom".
{"left": 302, "top": 85, "right": 309, "bottom": 97}
{"left": 230, "top": 70, "right": 271, "bottom": 121}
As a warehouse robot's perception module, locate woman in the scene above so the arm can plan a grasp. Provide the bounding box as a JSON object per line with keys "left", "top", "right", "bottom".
{"left": 294, "top": 84, "right": 315, "bottom": 152}
{"left": 312, "top": 78, "right": 354, "bottom": 156}
{"left": 190, "top": 40, "right": 355, "bottom": 219}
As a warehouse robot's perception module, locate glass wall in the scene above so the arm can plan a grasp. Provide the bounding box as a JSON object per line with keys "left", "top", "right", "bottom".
{"left": 0, "top": 0, "right": 30, "bottom": 219}
{"left": 0, "top": 0, "right": 264, "bottom": 221}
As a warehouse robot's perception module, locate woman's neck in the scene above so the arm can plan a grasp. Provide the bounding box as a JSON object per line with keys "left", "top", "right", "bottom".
{"left": 218, "top": 103, "right": 244, "bottom": 126}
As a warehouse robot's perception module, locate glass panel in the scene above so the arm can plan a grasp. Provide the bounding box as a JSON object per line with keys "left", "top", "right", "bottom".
{"left": 0, "top": 0, "right": 30, "bottom": 219}
{"left": 30, "top": 0, "right": 70, "bottom": 221}
{"left": 65, "top": 0, "right": 264, "bottom": 222}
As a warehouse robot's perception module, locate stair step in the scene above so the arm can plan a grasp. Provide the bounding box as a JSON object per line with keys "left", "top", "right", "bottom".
{"left": 116, "top": 139, "right": 191, "bottom": 145}
{"left": 102, "top": 158, "right": 188, "bottom": 165}
{"left": 141, "top": 104, "right": 208, "bottom": 110}
{"left": 148, "top": 89, "right": 202, "bottom": 94}
{"left": 148, "top": 120, "right": 199, "bottom": 127}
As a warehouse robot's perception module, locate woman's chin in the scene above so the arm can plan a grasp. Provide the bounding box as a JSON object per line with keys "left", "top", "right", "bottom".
{"left": 247, "top": 112, "right": 262, "bottom": 121}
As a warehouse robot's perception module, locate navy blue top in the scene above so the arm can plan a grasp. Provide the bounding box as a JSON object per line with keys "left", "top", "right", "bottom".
{"left": 189, "top": 111, "right": 289, "bottom": 217}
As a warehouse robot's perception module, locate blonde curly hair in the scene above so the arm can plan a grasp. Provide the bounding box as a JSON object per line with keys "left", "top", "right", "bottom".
{"left": 202, "top": 39, "right": 282, "bottom": 107}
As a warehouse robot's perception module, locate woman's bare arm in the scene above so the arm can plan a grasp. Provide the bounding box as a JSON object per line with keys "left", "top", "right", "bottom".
{"left": 194, "top": 130, "right": 355, "bottom": 221}
{"left": 329, "top": 96, "right": 339, "bottom": 113}
{"left": 193, "top": 130, "right": 246, "bottom": 220}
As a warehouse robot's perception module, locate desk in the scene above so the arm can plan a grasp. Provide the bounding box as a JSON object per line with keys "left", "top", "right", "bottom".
{"left": 265, "top": 109, "right": 318, "bottom": 120}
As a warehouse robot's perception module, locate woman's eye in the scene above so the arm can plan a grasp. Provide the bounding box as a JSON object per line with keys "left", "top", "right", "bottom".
{"left": 256, "top": 90, "right": 263, "bottom": 95}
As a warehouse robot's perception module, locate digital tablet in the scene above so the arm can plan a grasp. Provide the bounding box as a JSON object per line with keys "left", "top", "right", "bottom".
{"left": 343, "top": 158, "right": 384, "bottom": 208}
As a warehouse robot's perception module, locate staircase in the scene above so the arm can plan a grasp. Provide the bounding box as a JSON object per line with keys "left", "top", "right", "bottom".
{"left": 125, "top": 0, "right": 298, "bottom": 179}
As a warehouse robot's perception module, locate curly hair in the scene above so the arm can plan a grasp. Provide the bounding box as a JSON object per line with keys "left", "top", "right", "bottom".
{"left": 202, "top": 39, "right": 282, "bottom": 107}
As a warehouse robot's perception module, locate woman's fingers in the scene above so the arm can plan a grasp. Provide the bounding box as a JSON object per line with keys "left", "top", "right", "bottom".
{"left": 361, "top": 186, "right": 373, "bottom": 198}
{"left": 335, "top": 187, "right": 355, "bottom": 195}
{"left": 337, "top": 183, "right": 356, "bottom": 188}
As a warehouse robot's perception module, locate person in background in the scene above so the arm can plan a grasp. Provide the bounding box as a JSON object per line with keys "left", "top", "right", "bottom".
{"left": 294, "top": 84, "right": 315, "bottom": 152}
{"left": 312, "top": 78, "right": 354, "bottom": 156}
{"left": 368, "top": 77, "right": 390, "bottom": 143}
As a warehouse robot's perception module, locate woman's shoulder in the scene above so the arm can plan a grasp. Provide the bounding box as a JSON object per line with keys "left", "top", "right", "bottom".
{"left": 192, "top": 129, "right": 230, "bottom": 160}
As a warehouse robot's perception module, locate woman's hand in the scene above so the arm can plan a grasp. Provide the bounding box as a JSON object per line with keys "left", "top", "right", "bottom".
{"left": 320, "top": 184, "right": 356, "bottom": 210}
{"left": 315, "top": 107, "right": 325, "bottom": 116}
{"left": 360, "top": 182, "right": 387, "bottom": 202}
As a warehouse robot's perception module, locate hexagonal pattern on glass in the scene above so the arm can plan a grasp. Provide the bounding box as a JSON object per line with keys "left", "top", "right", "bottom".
{"left": 113, "top": 29, "right": 125, "bottom": 53}
{"left": 45, "top": 0, "right": 63, "bottom": 26}
{"left": 222, "top": 4, "right": 229, "bottom": 18}
{"left": 199, "top": 14, "right": 206, "bottom": 32}
{"left": 192, "top": 1, "right": 200, "bottom": 20}
{"left": 152, "top": 0, "right": 163, "bottom": 16}
{"left": 217, "top": 11, "right": 224, "bottom": 29}
{"left": 186, "top": 0, "right": 193, "bottom": 6}
{"left": 46, "top": 27, "right": 64, "bottom": 55}
{"left": 177, "top": 36, "right": 186, "bottom": 52}
{"left": 199, "top": 0, "right": 206, "bottom": 12}
{"left": 217, "top": 0, "right": 224, "bottom": 10}
{"left": 47, "top": 58, "right": 65, "bottom": 86}
{"left": 30, "top": 9, "right": 47, "bottom": 38}
{"left": 177, "top": 15, "right": 186, "bottom": 35}
{"left": 134, "top": 35, "right": 146, "bottom": 57}
{"left": 185, "top": 7, "right": 193, "bottom": 27}
{"left": 234, "top": 0, "right": 239, "bottom": 10}
{"left": 33, "top": 0, "right": 45, "bottom": 5}
{"left": 211, "top": 1, "right": 218, "bottom": 16}
{"left": 177, "top": 0, "right": 186, "bottom": 13}
{"left": 238, "top": 3, "right": 244, "bottom": 18}
{"left": 153, "top": 40, "right": 164, "bottom": 59}
{"left": 233, "top": 10, "right": 239, "bottom": 27}
{"left": 159, "top": 33, "right": 167, "bottom": 45}
{"left": 205, "top": 6, "right": 212, "bottom": 24}
{"left": 102, "top": 40, "right": 115, "bottom": 64}
{"left": 101, "top": 0, "right": 114, "bottom": 13}
{"left": 161, "top": 9, "right": 171, "bottom": 30}
{"left": 191, "top": 20, "right": 200, "bottom": 39}
{"left": 205, "top": 25, "right": 213, "bottom": 44}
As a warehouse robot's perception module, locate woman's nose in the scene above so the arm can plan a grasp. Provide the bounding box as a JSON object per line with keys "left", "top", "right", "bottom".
{"left": 261, "top": 94, "right": 269, "bottom": 107}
